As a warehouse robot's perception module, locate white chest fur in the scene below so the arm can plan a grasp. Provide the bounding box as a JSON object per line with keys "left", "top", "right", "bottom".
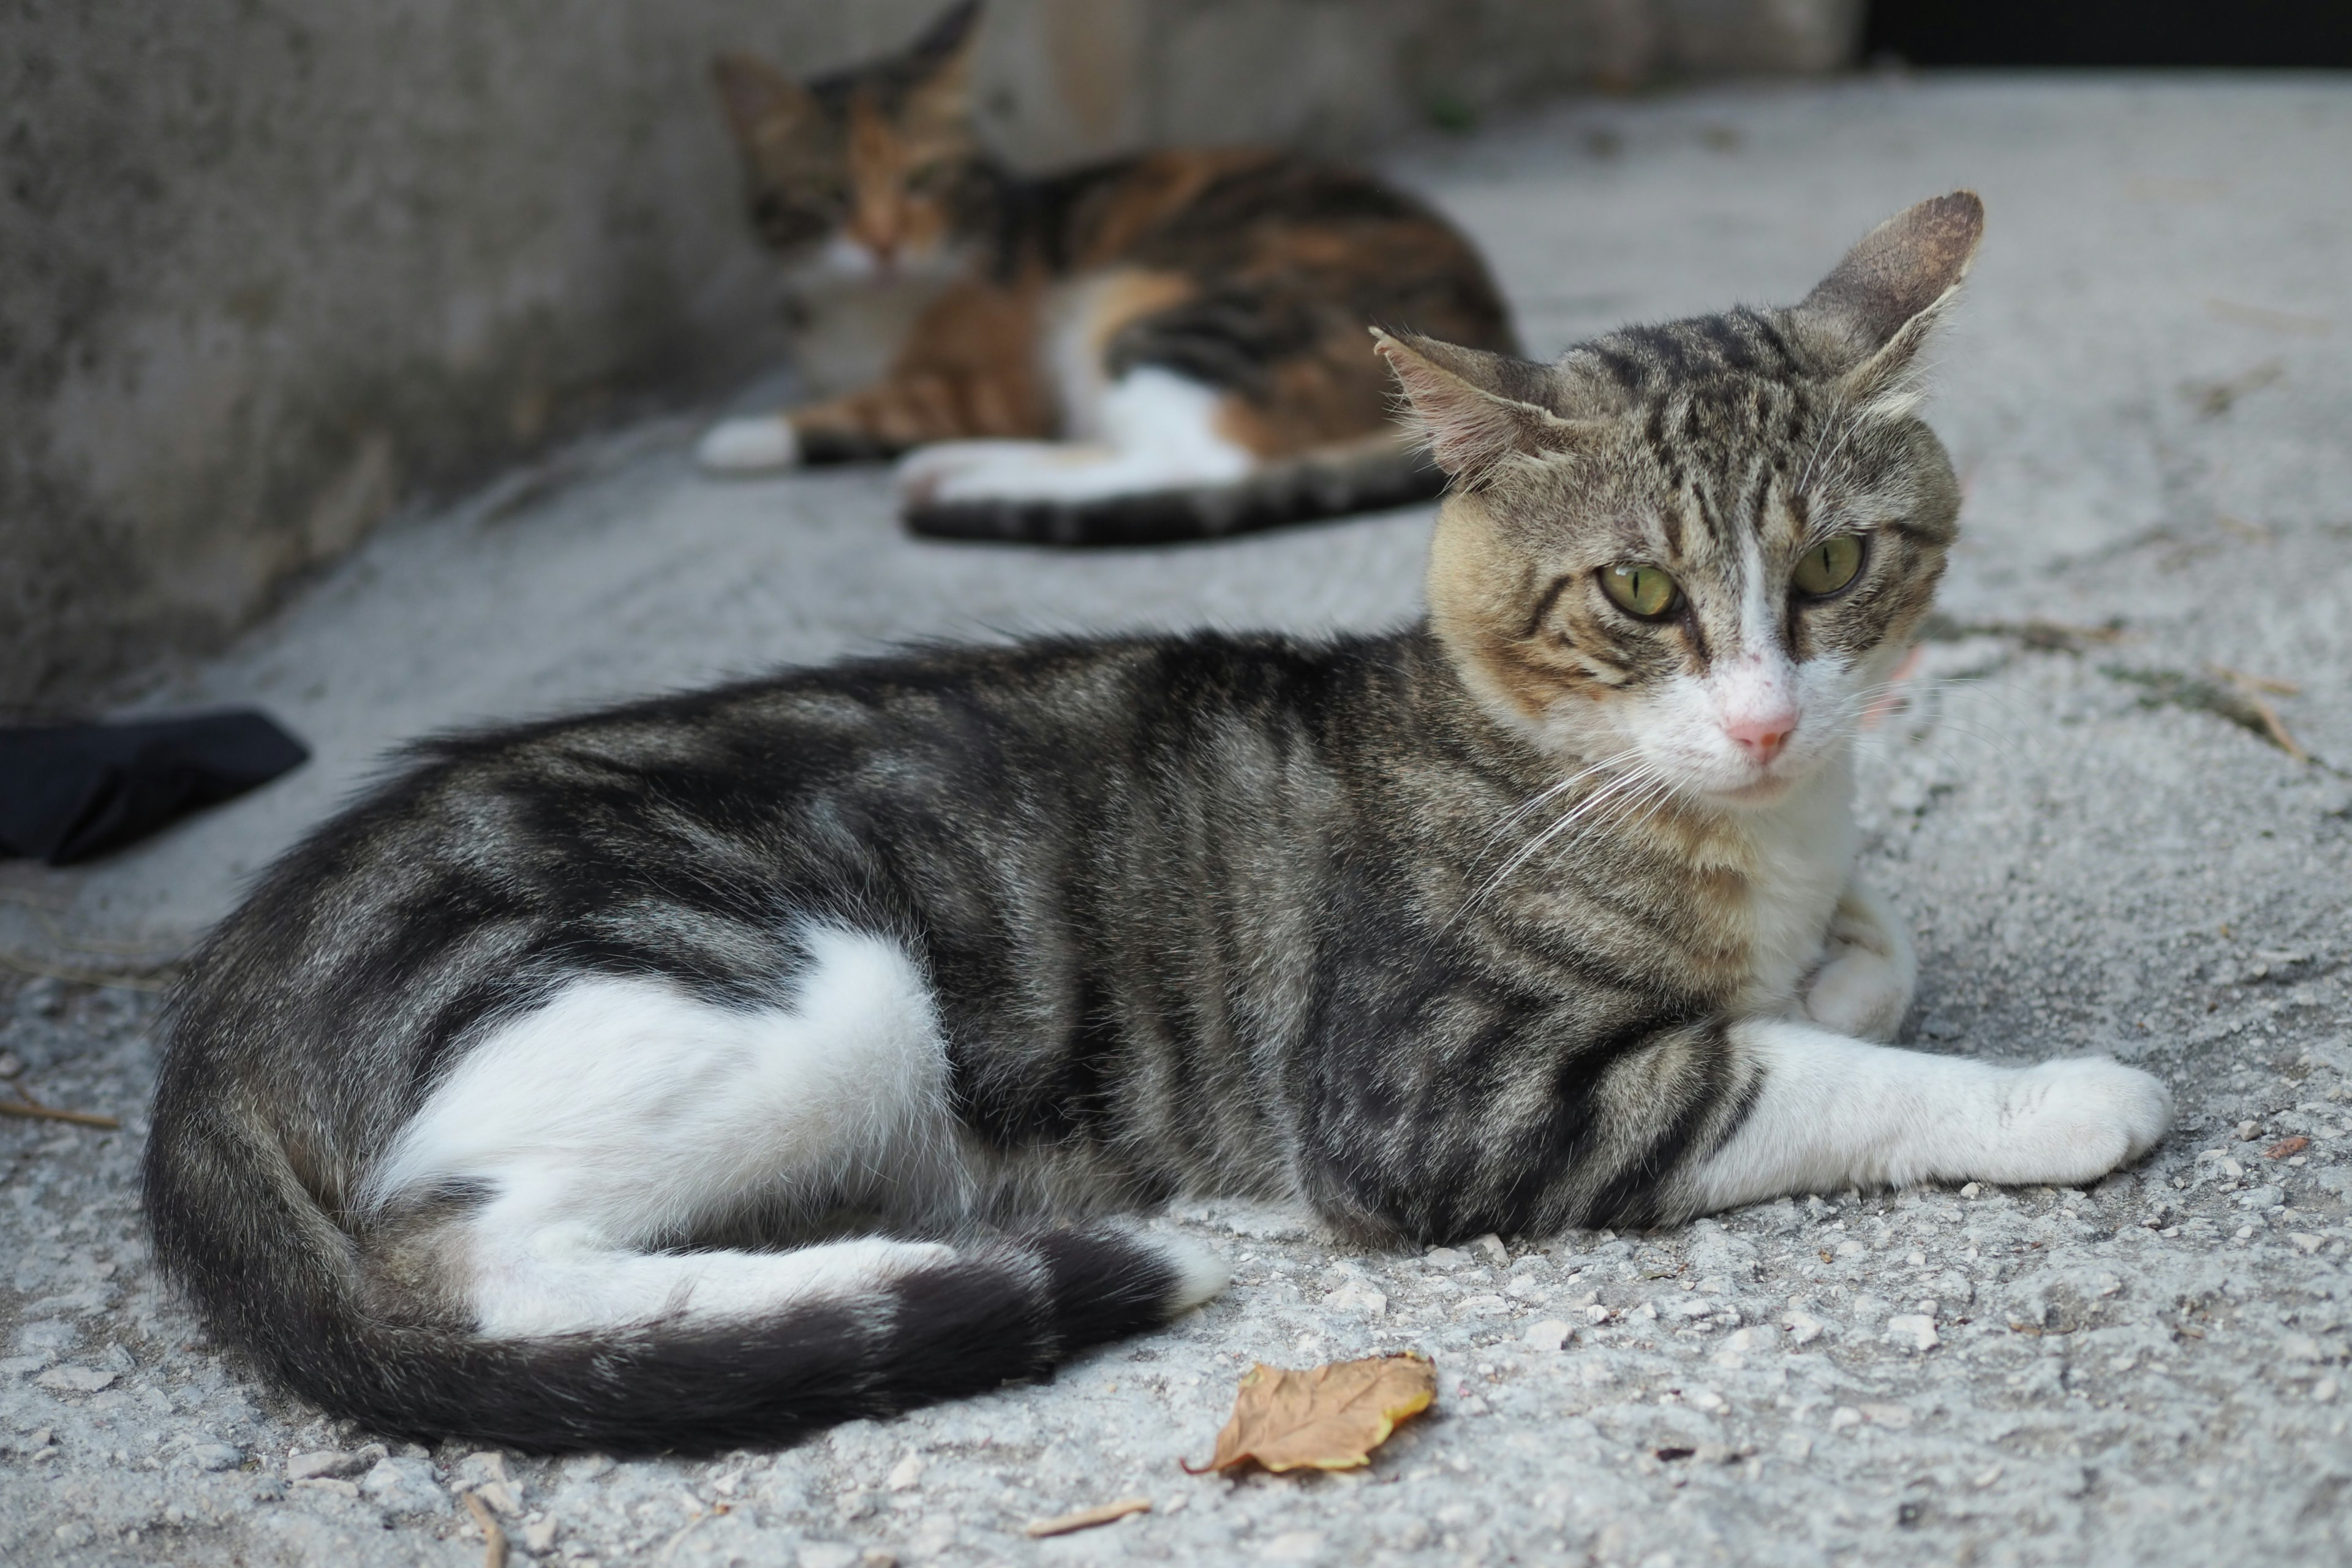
{"left": 780, "top": 270, "right": 954, "bottom": 399}
{"left": 1729, "top": 751, "right": 1858, "bottom": 1012}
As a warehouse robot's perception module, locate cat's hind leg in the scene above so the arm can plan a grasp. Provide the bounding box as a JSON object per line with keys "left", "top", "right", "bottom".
{"left": 1686, "top": 1019, "right": 2173, "bottom": 1214}
{"left": 358, "top": 927, "right": 971, "bottom": 1334}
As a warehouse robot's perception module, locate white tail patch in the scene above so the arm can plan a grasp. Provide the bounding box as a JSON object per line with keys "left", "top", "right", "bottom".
{"left": 362, "top": 927, "right": 967, "bottom": 1335}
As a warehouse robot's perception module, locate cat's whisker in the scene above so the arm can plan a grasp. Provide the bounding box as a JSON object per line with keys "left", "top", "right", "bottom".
{"left": 1458, "top": 762, "right": 1666, "bottom": 916}
{"left": 1482, "top": 747, "right": 1645, "bottom": 843}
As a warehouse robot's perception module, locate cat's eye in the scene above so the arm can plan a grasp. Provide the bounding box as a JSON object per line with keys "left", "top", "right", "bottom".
{"left": 1599, "top": 563, "right": 1681, "bottom": 620}
{"left": 1793, "top": 535, "right": 1866, "bottom": 597}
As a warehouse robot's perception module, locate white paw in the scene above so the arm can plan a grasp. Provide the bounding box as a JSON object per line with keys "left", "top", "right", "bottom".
{"left": 696, "top": 415, "right": 801, "bottom": 473}
{"left": 1980, "top": 1058, "right": 2174, "bottom": 1186}
{"left": 1803, "top": 946, "right": 1911, "bottom": 1042}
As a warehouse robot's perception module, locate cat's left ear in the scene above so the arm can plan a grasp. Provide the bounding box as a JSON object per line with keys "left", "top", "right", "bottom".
{"left": 1374, "top": 329, "right": 1593, "bottom": 489}
{"left": 902, "top": 1, "right": 983, "bottom": 130}
{"left": 910, "top": 1, "right": 985, "bottom": 68}
{"left": 1793, "top": 191, "right": 1985, "bottom": 420}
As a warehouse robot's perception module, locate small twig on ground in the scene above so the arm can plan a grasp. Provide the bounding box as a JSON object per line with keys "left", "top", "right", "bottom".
{"left": 462, "top": 1491, "right": 508, "bottom": 1568}
{"left": 2210, "top": 664, "right": 2301, "bottom": 697}
{"left": 0, "top": 949, "right": 178, "bottom": 993}
{"left": 2210, "top": 666, "right": 2310, "bottom": 761}
{"left": 2103, "top": 664, "right": 2335, "bottom": 771}
{"left": 1025, "top": 1497, "right": 1153, "bottom": 1538}
{"left": 1918, "top": 614, "right": 2127, "bottom": 654}
{"left": 0, "top": 1087, "right": 120, "bottom": 1130}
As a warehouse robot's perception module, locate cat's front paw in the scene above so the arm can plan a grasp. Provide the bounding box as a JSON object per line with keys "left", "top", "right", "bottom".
{"left": 697, "top": 415, "right": 801, "bottom": 473}
{"left": 1802, "top": 946, "right": 1910, "bottom": 1042}
{"left": 1976, "top": 1057, "right": 2174, "bottom": 1186}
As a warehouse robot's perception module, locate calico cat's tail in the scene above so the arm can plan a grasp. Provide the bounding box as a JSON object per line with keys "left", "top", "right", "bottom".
{"left": 903, "top": 434, "right": 1444, "bottom": 547}
{"left": 141, "top": 1115, "right": 1223, "bottom": 1456}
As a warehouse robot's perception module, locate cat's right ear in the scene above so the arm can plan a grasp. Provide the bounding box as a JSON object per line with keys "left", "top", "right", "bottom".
{"left": 712, "top": 54, "right": 815, "bottom": 153}
{"left": 1373, "top": 329, "right": 1588, "bottom": 489}
{"left": 908, "top": 1, "right": 985, "bottom": 69}
{"left": 1793, "top": 191, "right": 1985, "bottom": 412}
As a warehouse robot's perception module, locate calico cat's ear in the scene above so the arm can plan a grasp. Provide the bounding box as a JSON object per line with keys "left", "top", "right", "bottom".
{"left": 1373, "top": 328, "right": 1589, "bottom": 489}
{"left": 898, "top": 1, "right": 982, "bottom": 141}
{"left": 712, "top": 53, "right": 816, "bottom": 153}
{"left": 1793, "top": 192, "right": 1985, "bottom": 417}
{"left": 908, "top": 1, "right": 985, "bottom": 69}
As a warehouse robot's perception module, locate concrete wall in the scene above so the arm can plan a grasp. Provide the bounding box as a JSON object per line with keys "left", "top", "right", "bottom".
{"left": 2, "top": 0, "right": 1860, "bottom": 712}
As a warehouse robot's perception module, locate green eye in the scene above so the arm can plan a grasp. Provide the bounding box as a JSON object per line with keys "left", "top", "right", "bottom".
{"left": 1793, "top": 534, "right": 1865, "bottom": 597}
{"left": 1600, "top": 563, "right": 1681, "bottom": 619}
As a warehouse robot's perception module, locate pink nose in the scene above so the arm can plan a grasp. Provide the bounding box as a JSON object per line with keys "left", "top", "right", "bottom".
{"left": 1726, "top": 712, "right": 1796, "bottom": 764}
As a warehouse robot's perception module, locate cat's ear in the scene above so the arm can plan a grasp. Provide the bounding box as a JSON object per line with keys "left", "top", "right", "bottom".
{"left": 1793, "top": 191, "right": 1984, "bottom": 419}
{"left": 712, "top": 53, "right": 816, "bottom": 154}
{"left": 900, "top": 1, "right": 983, "bottom": 136}
{"left": 908, "top": 1, "right": 985, "bottom": 69}
{"left": 1373, "top": 329, "right": 1589, "bottom": 488}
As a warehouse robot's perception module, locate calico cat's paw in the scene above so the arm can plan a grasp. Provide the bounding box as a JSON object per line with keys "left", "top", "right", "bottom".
{"left": 1980, "top": 1057, "right": 2174, "bottom": 1186}
{"left": 697, "top": 415, "right": 801, "bottom": 473}
{"left": 1801, "top": 946, "right": 1911, "bottom": 1042}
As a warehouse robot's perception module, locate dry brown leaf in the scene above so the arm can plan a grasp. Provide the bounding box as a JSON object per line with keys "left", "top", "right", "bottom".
{"left": 2266, "top": 1135, "right": 2310, "bottom": 1160}
{"left": 1183, "top": 1352, "right": 1436, "bottom": 1475}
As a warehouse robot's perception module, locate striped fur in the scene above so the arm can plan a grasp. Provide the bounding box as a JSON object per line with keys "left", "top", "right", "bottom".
{"left": 143, "top": 193, "right": 2173, "bottom": 1455}
{"left": 701, "top": 2, "right": 1514, "bottom": 543}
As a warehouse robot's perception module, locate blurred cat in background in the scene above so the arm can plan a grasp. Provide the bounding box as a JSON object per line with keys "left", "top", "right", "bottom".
{"left": 698, "top": 1, "right": 1518, "bottom": 545}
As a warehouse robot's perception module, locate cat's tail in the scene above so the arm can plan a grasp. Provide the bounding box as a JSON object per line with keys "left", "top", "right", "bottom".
{"left": 141, "top": 1115, "right": 1225, "bottom": 1456}
{"left": 903, "top": 433, "right": 1443, "bottom": 547}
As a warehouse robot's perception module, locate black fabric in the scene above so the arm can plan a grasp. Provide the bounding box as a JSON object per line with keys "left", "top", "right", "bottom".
{"left": 0, "top": 711, "right": 309, "bottom": 866}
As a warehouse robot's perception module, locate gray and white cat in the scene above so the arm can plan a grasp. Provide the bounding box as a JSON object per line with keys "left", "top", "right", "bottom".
{"left": 143, "top": 192, "right": 2170, "bottom": 1455}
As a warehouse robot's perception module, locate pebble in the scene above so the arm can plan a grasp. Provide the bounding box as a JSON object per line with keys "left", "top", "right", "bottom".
{"left": 1782, "top": 1311, "right": 1826, "bottom": 1346}
{"left": 0, "top": 1050, "right": 22, "bottom": 1077}
{"left": 1471, "top": 1234, "right": 1509, "bottom": 1264}
{"left": 34, "top": 1365, "right": 118, "bottom": 1393}
{"left": 1521, "top": 1319, "right": 1572, "bottom": 1351}
{"left": 1859, "top": 1403, "right": 1913, "bottom": 1428}
{"left": 1883, "top": 1315, "right": 1939, "bottom": 1352}
{"left": 187, "top": 1442, "right": 244, "bottom": 1472}
{"left": 1423, "top": 1247, "right": 1468, "bottom": 1268}
{"left": 886, "top": 1452, "right": 925, "bottom": 1490}
{"left": 2290, "top": 1233, "right": 2324, "bottom": 1253}
{"left": 360, "top": 1456, "right": 446, "bottom": 1514}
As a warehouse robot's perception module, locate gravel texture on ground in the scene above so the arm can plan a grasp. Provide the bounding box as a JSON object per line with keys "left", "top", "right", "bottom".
{"left": 6, "top": 74, "right": 2350, "bottom": 1567}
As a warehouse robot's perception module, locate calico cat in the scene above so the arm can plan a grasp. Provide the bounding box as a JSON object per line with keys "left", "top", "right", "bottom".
{"left": 144, "top": 192, "right": 2171, "bottom": 1457}
{"left": 695, "top": 1, "right": 1517, "bottom": 545}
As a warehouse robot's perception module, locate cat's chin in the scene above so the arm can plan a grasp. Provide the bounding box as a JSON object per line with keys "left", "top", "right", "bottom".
{"left": 1705, "top": 769, "right": 1804, "bottom": 809}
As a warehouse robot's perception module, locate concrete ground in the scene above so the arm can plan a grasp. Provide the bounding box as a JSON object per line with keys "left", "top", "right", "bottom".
{"left": 6, "top": 73, "right": 2351, "bottom": 1567}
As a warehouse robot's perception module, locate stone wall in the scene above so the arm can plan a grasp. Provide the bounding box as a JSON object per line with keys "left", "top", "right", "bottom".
{"left": 1, "top": 0, "right": 1860, "bottom": 710}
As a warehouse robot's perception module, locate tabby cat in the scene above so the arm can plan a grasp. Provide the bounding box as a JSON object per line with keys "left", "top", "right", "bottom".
{"left": 144, "top": 192, "right": 2171, "bottom": 1456}
{"left": 695, "top": 1, "right": 1517, "bottom": 544}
